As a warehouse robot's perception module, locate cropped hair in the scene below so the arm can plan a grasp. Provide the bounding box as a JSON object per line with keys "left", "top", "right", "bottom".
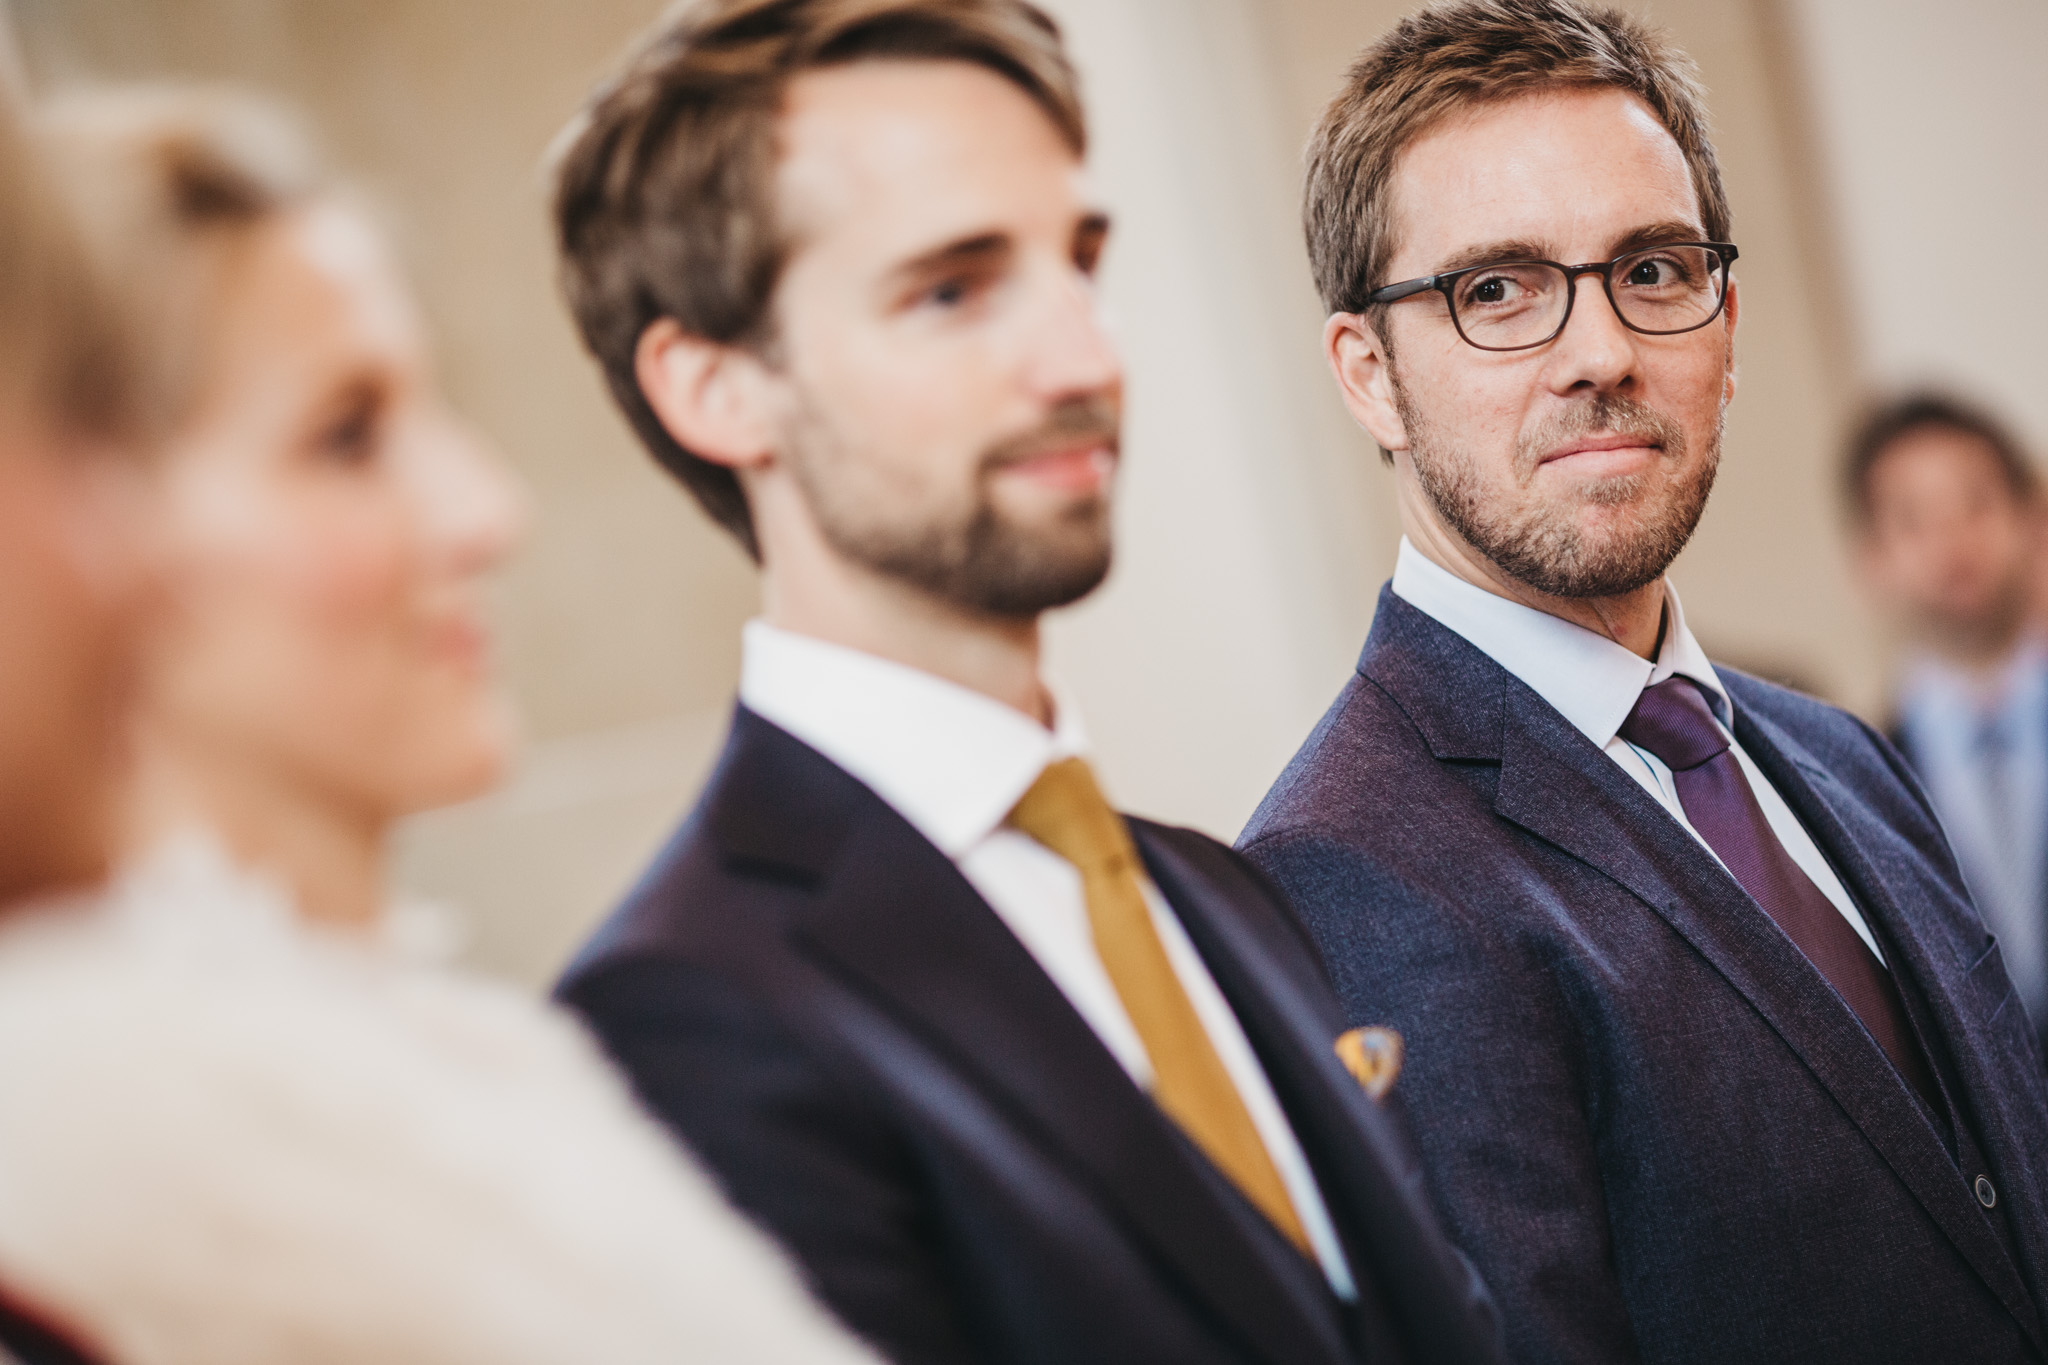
{"left": 551, "top": 0, "right": 1086, "bottom": 560}
{"left": 1304, "top": 0, "right": 1731, "bottom": 318}
{"left": 1842, "top": 392, "right": 2038, "bottom": 526}
{"left": 37, "top": 85, "right": 324, "bottom": 439}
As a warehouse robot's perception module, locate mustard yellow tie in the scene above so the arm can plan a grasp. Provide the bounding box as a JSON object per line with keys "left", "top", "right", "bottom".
{"left": 1008, "top": 757, "right": 1311, "bottom": 1257}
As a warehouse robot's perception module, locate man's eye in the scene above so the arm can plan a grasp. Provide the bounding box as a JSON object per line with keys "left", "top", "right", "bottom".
{"left": 1461, "top": 271, "right": 1531, "bottom": 307}
{"left": 922, "top": 278, "right": 972, "bottom": 308}
{"left": 1625, "top": 254, "right": 1697, "bottom": 288}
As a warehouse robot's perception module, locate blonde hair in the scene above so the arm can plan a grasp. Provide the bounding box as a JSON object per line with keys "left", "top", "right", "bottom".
{"left": 1304, "top": 0, "right": 1730, "bottom": 317}
{"left": 36, "top": 84, "right": 324, "bottom": 438}
{"left": 0, "top": 72, "right": 128, "bottom": 435}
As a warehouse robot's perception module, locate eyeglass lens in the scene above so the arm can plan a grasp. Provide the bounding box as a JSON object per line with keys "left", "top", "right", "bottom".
{"left": 1451, "top": 245, "right": 1729, "bottom": 349}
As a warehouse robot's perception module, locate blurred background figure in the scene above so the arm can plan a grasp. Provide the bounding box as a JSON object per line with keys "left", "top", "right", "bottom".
{"left": 1850, "top": 392, "right": 2048, "bottom": 1055}
{"left": 0, "top": 83, "right": 876, "bottom": 1365}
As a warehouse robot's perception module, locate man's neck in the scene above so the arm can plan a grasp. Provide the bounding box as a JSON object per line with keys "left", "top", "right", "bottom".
{"left": 760, "top": 562, "right": 1052, "bottom": 726}
{"left": 1401, "top": 495, "right": 1667, "bottom": 661}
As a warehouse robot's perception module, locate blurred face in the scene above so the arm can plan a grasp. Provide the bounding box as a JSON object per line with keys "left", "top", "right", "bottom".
{"left": 763, "top": 60, "right": 1122, "bottom": 619}
{"left": 1368, "top": 87, "right": 1737, "bottom": 598}
{"left": 146, "top": 203, "right": 523, "bottom": 826}
{"left": 0, "top": 414, "right": 150, "bottom": 901}
{"left": 1861, "top": 425, "right": 2038, "bottom": 651}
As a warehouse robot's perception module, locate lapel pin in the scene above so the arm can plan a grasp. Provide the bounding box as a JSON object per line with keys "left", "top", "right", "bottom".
{"left": 1334, "top": 1026, "right": 1404, "bottom": 1101}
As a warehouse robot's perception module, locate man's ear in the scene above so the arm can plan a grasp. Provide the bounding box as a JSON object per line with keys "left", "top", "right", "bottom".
{"left": 1324, "top": 311, "right": 1408, "bottom": 455}
{"left": 634, "top": 318, "right": 780, "bottom": 471}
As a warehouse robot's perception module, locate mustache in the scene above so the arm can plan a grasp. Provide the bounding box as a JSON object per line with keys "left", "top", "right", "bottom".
{"left": 980, "top": 396, "right": 1122, "bottom": 473}
{"left": 1517, "top": 394, "right": 1686, "bottom": 474}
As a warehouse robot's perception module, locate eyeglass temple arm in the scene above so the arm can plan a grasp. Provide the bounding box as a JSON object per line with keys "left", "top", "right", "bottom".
{"left": 1363, "top": 276, "right": 1439, "bottom": 307}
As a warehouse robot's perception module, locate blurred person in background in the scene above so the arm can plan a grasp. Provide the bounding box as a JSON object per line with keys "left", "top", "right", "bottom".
{"left": 0, "top": 52, "right": 154, "bottom": 1365}
{"left": 550, "top": 2, "right": 1503, "bottom": 1363}
{"left": 0, "top": 84, "right": 878, "bottom": 1365}
{"left": 1243, "top": 2, "right": 2048, "bottom": 1362}
{"left": 1851, "top": 392, "right": 2048, "bottom": 1060}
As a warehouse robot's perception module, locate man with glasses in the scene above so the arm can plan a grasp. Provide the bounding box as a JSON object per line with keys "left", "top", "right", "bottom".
{"left": 1242, "top": 3, "right": 2048, "bottom": 1363}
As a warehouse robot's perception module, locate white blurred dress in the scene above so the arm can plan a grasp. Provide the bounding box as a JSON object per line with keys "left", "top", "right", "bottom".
{"left": 0, "top": 835, "right": 878, "bottom": 1365}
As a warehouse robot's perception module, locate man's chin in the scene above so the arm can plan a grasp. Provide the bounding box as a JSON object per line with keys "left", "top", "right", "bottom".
{"left": 1464, "top": 504, "right": 1693, "bottom": 600}
{"left": 962, "top": 541, "right": 1114, "bottom": 619}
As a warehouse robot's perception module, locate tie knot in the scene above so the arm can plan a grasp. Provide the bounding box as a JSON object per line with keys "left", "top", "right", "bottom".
{"left": 1619, "top": 677, "right": 1730, "bottom": 772}
{"left": 1008, "top": 757, "right": 1136, "bottom": 875}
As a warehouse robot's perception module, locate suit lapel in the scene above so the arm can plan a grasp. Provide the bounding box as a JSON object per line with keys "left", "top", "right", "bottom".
{"left": 1137, "top": 825, "right": 1505, "bottom": 1365}
{"left": 1493, "top": 695, "right": 2036, "bottom": 1333}
{"left": 713, "top": 711, "right": 1346, "bottom": 1365}
{"left": 1364, "top": 601, "right": 2041, "bottom": 1349}
{"left": 1732, "top": 706, "right": 2044, "bottom": 1345}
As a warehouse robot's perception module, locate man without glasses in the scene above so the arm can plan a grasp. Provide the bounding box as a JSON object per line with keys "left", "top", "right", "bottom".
{"left": 550, "top": 2, "right": 1503, "bottom": 1362}
{"left": 1850, "top": 395, "right": 2048, "bottom": 1066}
{"left": 1243, "top": 2, "right": 2048, "bottom": 1362}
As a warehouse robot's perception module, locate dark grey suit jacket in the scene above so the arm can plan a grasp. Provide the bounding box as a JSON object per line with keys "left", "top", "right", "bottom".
{"left": 559, "top": 706, "right": 1505, "bottom": 1365}
{"left": 1242, "top": 587, "right": 2048, "bottom": 1365}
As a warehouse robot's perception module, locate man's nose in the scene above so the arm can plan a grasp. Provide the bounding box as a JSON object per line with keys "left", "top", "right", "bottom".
{"left": 1026, "top": 263, "right": 1122, "bottom": 401}
{"left": 1547, "top": 271, "right": 1640, "bottom": 393}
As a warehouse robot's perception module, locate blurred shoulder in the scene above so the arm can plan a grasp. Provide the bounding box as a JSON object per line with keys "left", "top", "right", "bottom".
{"left": 0, "top": 836, "right": 873, "bottom": 1365}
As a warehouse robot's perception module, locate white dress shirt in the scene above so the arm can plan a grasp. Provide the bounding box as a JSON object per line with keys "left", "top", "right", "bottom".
{"left": 1392, "top": 537, "right": 1886, "bottom": 964}
{"left": 739, "top": 621, "right": 1356, "bottom": 1298}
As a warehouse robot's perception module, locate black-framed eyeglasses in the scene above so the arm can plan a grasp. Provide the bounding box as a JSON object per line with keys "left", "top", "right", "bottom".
{"left": 1366, "top": 242, "right": 1738, "bottom": 352}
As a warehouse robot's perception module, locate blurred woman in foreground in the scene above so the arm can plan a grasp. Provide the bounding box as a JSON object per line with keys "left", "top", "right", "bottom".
{"left": 0, "top": 72, "right": 146, "bottom": 913}
{"left": 0, "top": 86, "right": 876, "bottom": 1365}
{"left": 0, "top": 62, "right": 155, "bottom": 1365}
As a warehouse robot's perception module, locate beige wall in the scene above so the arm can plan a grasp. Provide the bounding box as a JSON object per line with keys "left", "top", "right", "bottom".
{"left": 1788, "top": 0, "right": 2048, "bottom": 458}
{"left": 13, "top": 0, "right": 1919, "bottom": 984}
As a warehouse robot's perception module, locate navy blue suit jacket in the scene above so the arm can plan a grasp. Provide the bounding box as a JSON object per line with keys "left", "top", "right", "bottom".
{"left": 558, "top": 707, "right": 1504, "bottom": 1365}
{"left": 1241, "top": 588, "right": 2048, "bottom": 1365}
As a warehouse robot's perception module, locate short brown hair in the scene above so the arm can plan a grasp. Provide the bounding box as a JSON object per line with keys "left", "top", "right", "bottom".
{"left": 1304, "top": 0, "right": 1731, "bottom": 318}
{"left": 551, "top": 0, "right": 1085, "bottom": 560}
{"left": 1843, "top": 391, "right": 2038, "bottom": 527}
{"left": 37, "top": 85, "right": 325, "bottom": 440}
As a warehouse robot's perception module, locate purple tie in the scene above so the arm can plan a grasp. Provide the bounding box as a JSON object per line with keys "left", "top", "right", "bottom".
{"left": 1621, "top": 678, "right": 1940, "bottom": 1111}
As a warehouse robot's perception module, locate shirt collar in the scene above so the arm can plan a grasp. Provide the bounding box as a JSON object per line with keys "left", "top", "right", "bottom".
{"left": 738, "top": 619, "right": 1086, "bottom": 858}
{"left": 1390, "top": 535, "right": 1731, "bottom": 748}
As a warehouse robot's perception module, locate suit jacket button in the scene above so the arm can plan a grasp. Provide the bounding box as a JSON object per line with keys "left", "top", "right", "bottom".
{"left": 1975, "top": 1175, "right": 1998, "bottom": 1209}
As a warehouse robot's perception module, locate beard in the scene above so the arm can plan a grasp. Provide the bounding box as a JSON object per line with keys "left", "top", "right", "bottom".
{"left": 784, "top": 394, "right": 1119, "bottom": 621}
{"left": 1396, "top": 379, "right": 1722, "bottom": 599}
